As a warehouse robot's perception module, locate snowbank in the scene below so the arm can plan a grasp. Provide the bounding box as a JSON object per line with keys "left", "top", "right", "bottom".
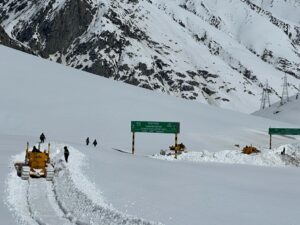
{"left": 152, "top": 144, "right": 300, "bottom": 168}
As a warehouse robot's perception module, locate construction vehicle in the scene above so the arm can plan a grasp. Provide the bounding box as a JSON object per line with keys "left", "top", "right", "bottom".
{"left": 14, "top": 142, "right": 54, "bottom": 181}
{"left": 169, "top": 143, "right": 186, "bottom": 158}
{"left": 242, "top": 145, "right": 260, "bottom": 155}
{"left": 169, "top": 143, "right": 186, "bottom": 152}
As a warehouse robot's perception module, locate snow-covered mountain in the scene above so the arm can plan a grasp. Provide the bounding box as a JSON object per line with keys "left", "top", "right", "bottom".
{"left": 1, "top": 0, "right": 300, "bottom": 113}
{"left": 1, "top": 44, "right": 300, "bottom": 225}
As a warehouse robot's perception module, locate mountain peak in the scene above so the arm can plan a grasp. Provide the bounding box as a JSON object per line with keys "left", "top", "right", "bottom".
{"left": 1, "top": 0, "right": 300, "bottom": 113}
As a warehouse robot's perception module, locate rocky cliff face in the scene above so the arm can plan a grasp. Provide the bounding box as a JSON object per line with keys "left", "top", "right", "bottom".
{"left": 0, "top": 25, "right": 32, "bottom": 53}
{"left": 1, "top": 0, "right": 300, "bottom": 113}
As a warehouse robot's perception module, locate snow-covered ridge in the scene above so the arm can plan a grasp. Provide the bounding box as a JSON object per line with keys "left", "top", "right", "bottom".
{"left": 1, "top": 0, "right": 300, "bottom": 113}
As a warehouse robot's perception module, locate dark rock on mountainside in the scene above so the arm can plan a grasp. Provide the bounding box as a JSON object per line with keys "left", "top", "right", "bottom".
{"left": 14, "top": 0, "right": 94, "bottom": 56}
{"left": 0, "top": 25, "right": 33, "bottom": 54}
{"left": 1, "top": 0, "right": 300, "bottom": 112}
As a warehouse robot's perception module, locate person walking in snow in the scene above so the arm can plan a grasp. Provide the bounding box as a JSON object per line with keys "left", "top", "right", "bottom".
{"left": 281, "top": 147, "right": 286, "bottom": 155}
{"left": 93, "top": 139, "right": 97, "bottom": 147}
{"left": 40, "top": 133, "right": 46, "bottom": 143}
{"left": 86, "top": 137, "right": 90, "bottom": 146}
{"left": 64, "top": 146, "right": 70, "bottom": 163}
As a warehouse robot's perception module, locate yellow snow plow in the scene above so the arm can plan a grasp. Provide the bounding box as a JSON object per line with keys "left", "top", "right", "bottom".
{"left": 169, "top": 143, "right": 186, "bottom": 152}
{"left": 169, "top": 143, "right": 186, "bottom": 158}
{"left": 242, "top": 145, "right": 260, "bottom": 155}
{"left": 14, "top": 142, "right": 54, "bottom": 181}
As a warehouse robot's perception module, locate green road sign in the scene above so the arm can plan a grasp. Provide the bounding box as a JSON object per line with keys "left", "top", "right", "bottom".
{"left": 131, "top": 121, "right": 180, "bottom": 134}
{"left": 269, "top": 128, "right": 300, "bottom": 135}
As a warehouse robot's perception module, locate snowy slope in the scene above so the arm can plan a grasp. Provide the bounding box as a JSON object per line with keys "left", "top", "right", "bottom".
{"left": 0, "top": 45, "right": 297, "bottom": 152}
{"left": 66, "top": 143, "right": 300, "bottom": 225}
{"left": 254, "top": 94, "right": 300, "bottom": 125}
{"left": 1, "top": 46, "right": 300, "bottom": 225}
{"left": 1, "top": 0, "right": 300, "bottom": 113}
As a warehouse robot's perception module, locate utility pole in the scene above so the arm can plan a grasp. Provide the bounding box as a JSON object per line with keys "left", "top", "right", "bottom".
{"left": 260, "top": 80, "right": 271, "bottom": 109}
{"left": 296, "top": 84, "right": 300, "bottom": 100}
{"left": 280, "top": 73, "right": 289, "bottom": 105}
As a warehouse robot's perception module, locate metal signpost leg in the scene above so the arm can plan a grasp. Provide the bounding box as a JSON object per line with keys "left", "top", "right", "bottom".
{"left": 175, "top": 133, "right": 178, "bottom": 159}
{"left": 132, "top": 132, "right": 135, "bottom": 154}
{"left": 269, "top": 134, "right": 272, "bottom": 150}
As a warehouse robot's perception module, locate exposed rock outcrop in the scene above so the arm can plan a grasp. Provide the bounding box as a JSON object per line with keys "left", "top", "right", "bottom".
{"left": 1, "top": 0, "right": 300, "bottom": 113}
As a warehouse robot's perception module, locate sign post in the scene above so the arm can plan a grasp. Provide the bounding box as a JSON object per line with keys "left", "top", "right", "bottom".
{"left": 131, "top": 121, "right": 180, "bottom": 155}
{"left": 132, "top": 132, "right": 135, "bottom": 154}
{"left": 268, "top": 128, "right": 300, "bottom": 149}
{"left": 175, "top": 133, "right": 178, "bottom": 159}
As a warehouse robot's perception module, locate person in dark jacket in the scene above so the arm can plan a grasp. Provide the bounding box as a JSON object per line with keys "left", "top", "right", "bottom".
{"left": 86, "top": 137, "right": 90, "bottom": 146}
{"left": 93, "top": 139, "right": 97, "bottom": 147}
{"left": 40, "top": 133, "right": 46, "bottom": 143}
{"left": 64, "top": 146, "right": 69, "bottom": 162}
{"left": 32, "top": 146, "right": 40, "bottom": 152}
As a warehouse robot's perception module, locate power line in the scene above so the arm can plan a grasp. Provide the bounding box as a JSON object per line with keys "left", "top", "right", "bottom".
{"left": 280, "top": 73, "right": 289, "bottom": 105}
{"left": 260, "top": 80, "right": 271, "bottom": 109}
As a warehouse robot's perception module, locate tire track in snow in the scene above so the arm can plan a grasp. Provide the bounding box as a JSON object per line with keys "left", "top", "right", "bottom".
{"left": 27, "top": 179, "right": 72, "bottom": 225}
{"left": 25, "top": 180, "right": 39, "bottom": 225}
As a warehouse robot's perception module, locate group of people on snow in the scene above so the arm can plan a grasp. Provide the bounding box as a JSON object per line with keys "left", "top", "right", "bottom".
{"left": 36, "top": 133, "right": 70, "bottom": 162}
{"left": 86, "top": 137, "right": 98, "bottom": 147}
{"left": 36, "top": 133, "right": 98, "bottom": 164}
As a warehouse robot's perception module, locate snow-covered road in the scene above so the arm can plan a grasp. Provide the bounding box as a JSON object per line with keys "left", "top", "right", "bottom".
{"left": 5, "top": 144, "right": 161, "bottom": 225}
{"left": 27, "top": 179, "right": 71, "bottom": 225}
